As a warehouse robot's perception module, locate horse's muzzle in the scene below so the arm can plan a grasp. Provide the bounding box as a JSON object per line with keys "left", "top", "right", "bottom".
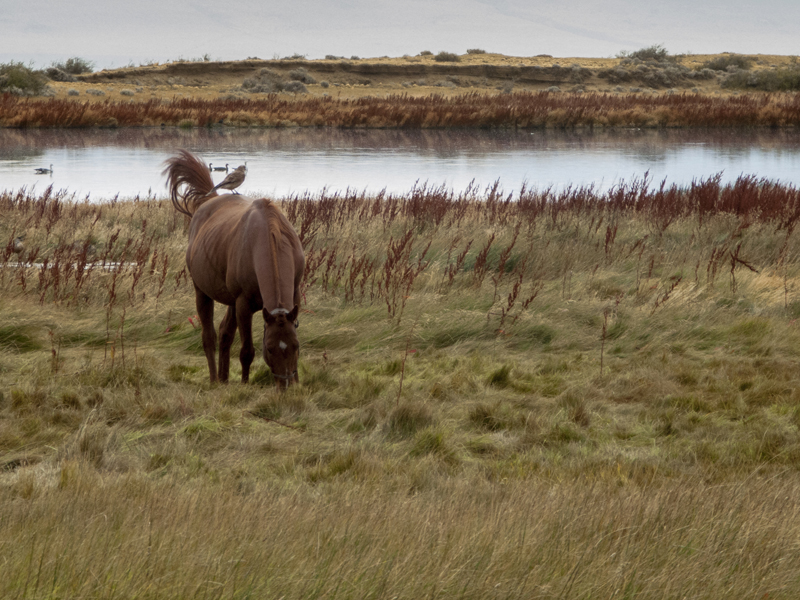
{"left": 273, "top": 369, "right": 298, "bottom": 389}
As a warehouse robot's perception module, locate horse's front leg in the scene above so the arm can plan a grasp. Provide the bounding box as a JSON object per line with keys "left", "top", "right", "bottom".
{"left": 195, "top": 287, "right": 217, "bottom": 383}
{"left": 235, "top": 297, "right": 255, "bottom": 383}
{"left": 218, "top": 304, "right": 238, "bottom": 383}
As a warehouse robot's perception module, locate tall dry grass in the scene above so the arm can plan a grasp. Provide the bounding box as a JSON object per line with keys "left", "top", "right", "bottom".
{"left": 5, "top": 464, "right": 800, "bottom": 598}
{"left": 2, "top": 91, "right": 800, "bottom": 128}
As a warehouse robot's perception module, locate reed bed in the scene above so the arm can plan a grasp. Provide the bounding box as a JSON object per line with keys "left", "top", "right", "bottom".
{"left": 4, "top": 175, "right": 800, "bottom": 598}
{"left": 2, "top": 91, "right": 800, "bottom": 128}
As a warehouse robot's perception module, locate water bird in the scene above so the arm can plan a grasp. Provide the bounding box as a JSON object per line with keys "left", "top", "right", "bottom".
{"left": 210, "top": 163, "right": 229, "bottom": 172}
{"left": 35, "top": 164, "right": 53, "bottom": 174}
{"left": 212, "top": 165, "right": 247, "bottom": 194}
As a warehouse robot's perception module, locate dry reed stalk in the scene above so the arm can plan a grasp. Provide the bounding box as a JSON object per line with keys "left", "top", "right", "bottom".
{"left": 6, "top": 92, "right": 800, "bottom": 129}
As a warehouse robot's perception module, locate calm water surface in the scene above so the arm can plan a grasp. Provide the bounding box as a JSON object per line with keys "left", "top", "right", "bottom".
{"left": 2, "top": 128, "right": 800, "bottom": 200}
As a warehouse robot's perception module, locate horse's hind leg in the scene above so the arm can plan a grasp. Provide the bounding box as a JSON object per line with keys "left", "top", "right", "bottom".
{"left": 235, "top": 297, "right": 255, "bottom": 383}
{"left": 195, "top": 287, "right": 218, "bottom": 383}
{"left": 218, "top": 304, "right": 237, "bottom": 383}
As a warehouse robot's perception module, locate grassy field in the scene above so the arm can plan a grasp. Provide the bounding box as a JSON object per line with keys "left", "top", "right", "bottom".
{"left": 3, "top": 176, "right": 800, "bottom": 598}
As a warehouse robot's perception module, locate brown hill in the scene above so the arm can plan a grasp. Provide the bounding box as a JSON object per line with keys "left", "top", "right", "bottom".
{"left": 50, "top": 52, "right": 798, "bottom": 103}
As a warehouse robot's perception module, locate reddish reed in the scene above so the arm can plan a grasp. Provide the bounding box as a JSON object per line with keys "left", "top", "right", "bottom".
{"left": 3, "top": 173, "right": 800, "bottom": 334}
{"left": 3, "top": 92, "right": 800, "bottom": 128}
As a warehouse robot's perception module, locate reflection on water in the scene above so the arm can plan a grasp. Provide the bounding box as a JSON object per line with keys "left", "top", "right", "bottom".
{"left": 1, "top": 128, "right": 800, "bottom": 199}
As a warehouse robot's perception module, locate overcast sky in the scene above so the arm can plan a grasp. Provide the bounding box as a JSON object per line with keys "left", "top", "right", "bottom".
{"left": 2, "top": 0, "right": 798, "bottom": 70}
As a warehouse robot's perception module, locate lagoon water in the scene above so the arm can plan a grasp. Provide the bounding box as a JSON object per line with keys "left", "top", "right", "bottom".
{"left": 2, "top": 128, "right": 800, "bottom": 200}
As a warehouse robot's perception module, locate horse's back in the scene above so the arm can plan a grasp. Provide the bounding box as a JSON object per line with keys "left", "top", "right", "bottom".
{"left": 187, "top": 195, "right": 301, "bottom": 307}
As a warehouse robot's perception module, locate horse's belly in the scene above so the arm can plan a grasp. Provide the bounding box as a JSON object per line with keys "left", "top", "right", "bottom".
{"left": 188, "top": 263, "right": 238, "bottom": 306}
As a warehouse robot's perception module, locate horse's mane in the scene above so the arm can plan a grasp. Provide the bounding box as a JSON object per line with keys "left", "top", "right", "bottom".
{"left": 265, "top": 200, "right": 286, "bottom": 308}
{"left": 162, "top": 150, "right": 215, "bottom": 216}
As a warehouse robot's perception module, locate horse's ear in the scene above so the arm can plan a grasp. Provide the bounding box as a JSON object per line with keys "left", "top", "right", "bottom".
{"left": 288, "top": 305, "right": 299, "bottom": 322}
{"left": 263, "top": 308, "right": 276, "bottom": 325}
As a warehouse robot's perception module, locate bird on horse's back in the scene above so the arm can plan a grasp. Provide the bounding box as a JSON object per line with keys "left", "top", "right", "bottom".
{"left": 163, "top": 150, "right": 305, "bottom": 389}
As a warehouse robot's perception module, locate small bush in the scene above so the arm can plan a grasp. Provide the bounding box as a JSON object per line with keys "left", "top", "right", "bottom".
{"left": 618, "top": 44, "right": 672, "bottom": 63}
{"left": 702, "top": 54, "right": 754, "bottom": 71}
{"left": 466, "top": 49, "right": 487, "bottom": 55}
{"left": 288, "top": 68, "right": 316, "bottom": 84}
{"left": 242, "top": 69, "right": 285, "bottom": 94}
{"left": 0, "top": 61, "right": 48, "bottom": 95}
{"left": 282, "top": 80, "right": 308, "bottom": 94}
{"left": 434, "top": 52, "right": 460, "bottom": 63}
{"left": 419, "top": 50, "right": 433, "bottom": 56}
{"left": 44, "top": 68, "right": 76, "bottom": 82}
{"left": 51, "top": 57, "right": 94, "bottom": 75}
{"left": 722, "top": 67, "right": 800, "bottom": 91}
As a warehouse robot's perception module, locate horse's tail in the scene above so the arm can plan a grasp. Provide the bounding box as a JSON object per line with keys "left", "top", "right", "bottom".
{"left": 162, "top": 150, "right": 215, "bottom": 217}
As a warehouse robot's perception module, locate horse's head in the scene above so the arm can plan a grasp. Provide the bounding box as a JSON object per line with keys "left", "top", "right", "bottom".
{"left": 263, "top": 305, "right": 300, "bottom": 390}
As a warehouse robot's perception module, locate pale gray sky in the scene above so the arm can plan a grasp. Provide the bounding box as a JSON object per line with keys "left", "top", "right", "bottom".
{"left": 2, "top": 0, "right": 798, "bottom": 70}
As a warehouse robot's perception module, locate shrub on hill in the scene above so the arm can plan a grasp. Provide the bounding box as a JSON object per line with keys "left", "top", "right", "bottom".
{"left": 722, "top": 66, "right": 800, "bottom": 91}
{"left": 0, "top": 61, "right": 48, "bottom": 95}
{"left": 599, "top": 61, "right": 715, "bottom": 88}
{"left": 44, "top": 68, "right": 76, "bottom": 82}
{"left": 618, "top": 44, "right": 674, "bottom": 63}
{"left": 288, "top": 68, "right": 316, "bottom": 84}
{"left": 434, "top": 51, "right": 460, "bottom": 63}
{"left": 701, "top": 54, "right": 754, "bottom": 72}
{"left": 51, "top": 57, "right": 94, "bottom": 75}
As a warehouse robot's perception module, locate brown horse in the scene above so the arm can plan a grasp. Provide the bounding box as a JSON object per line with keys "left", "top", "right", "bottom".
{"left": 163, "top": 150, "right": 305, "bottom": 389}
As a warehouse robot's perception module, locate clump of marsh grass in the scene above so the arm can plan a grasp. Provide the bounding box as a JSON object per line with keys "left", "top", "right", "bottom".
{"left": 385, "top": 401, "right": 433, "bottom": 437}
